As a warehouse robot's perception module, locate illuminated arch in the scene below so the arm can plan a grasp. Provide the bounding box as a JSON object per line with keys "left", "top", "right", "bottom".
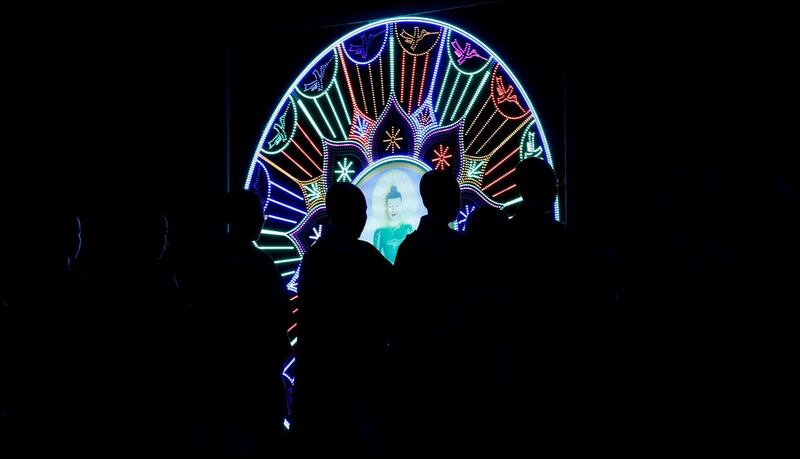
{"left": 247, "top": 16, "right": 557, "bottom": 286}
{"left": 246, "top": 16, "right": 560, "bottom": 431}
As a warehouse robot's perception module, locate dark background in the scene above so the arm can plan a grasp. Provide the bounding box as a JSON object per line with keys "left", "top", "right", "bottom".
{"left": 1, "top": 3, "right": 796, "bottom": 451}
{"left": 11, "top": 3, "right": 784, "bottom": 225}
{"left": 5, "top": 1, "right": 796, "bottom": 403}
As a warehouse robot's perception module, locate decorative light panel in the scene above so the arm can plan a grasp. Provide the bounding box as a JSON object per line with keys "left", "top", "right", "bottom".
{"left": 246, "top": 17, "right": 557, "bottom": 285}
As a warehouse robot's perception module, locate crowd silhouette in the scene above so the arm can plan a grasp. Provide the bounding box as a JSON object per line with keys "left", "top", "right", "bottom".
{"left": 1, "top": 156, "right": 771, "bottom": 457}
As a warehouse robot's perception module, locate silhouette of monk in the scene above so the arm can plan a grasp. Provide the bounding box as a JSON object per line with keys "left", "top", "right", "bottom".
{"left": 505, "top": 158, "right": 601, "bottom": 453}
{"left": 294, "top": 182, "right": 393, "bottom": 457}
{"left": 74, "top": 203, "right": 188, "bottom": 455}
{"left": 392, "top": 170, "right": 468, "bottom": 456}
{"left": 508, "top": 157, "right": 571, "bottom": 306}
{"left": 394, "top": 170, "right": 465, "bottom": 344}
{"left": 4, "top": 209, "right": 87, "bottom": 455}
{"left": 191, "top": 190, "right": 290, "bottom": 457}
{"left": 462, "top": 206, "right": 512, "bottom": 455}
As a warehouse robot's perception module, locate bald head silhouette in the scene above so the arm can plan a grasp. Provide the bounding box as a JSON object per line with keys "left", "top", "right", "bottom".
{"left": 514, "top": 158, "right": 557, "bottom": 213}
{"left": 326, "top": 182, "right": 367, "bottom": 239}
{"left": 420, "top": 170, "right": 461, "bottom": 222}
{"left": 56, "top": 212, "right": 82, "bottom": 271}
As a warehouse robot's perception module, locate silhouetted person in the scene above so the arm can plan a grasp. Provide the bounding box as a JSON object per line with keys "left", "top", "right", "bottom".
{"left": 463, "top": 206, "right": 511, "bottom": 340}
{"left": 5, "top": 209, "right": 88, "bottom": 455}
{"left": 392, "top": 170, "right": 468, "bottom": 456}
{"left": 191, "top": 190, "right": 290, "bottom": 457}
{"left": 77, "top": 203, "right": 185, "bottom": 455}
{"left": 508, "top": 157, "right": 570, "bottom": 307}
{"left": 295, "top": 183, "right": 393, "bottom": 457}
{"left": 506, "top": 158, "right": 603, "bottom": 453}
{"left": 462, "top": 206, "right": 512, "bottom": 455}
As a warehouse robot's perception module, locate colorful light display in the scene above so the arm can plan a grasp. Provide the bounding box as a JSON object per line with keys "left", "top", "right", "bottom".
{"left": 248, "top": 15, "right": 557, "bottom": 266}
{"left": 244, "top": 18, "right": 558, "bottom": 426}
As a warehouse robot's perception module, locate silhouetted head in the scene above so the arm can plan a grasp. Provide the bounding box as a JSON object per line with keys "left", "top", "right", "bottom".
{"left": 223, "top": 190, "right": 264, "bottom": 243}
{"left": 514, "top": 158, "right": 557, "bottom": 213}
{"left": 30, "top": 210, "right": 83, "bottom": 273}
{"left": 57, "top": 213, "right": 82, "bottom": 270}
{"left": 385, "top": 185, "right": 403, "bottom": 226}
{"left": 154, "top": 214, "right": 168, "bottom": 260}
{"left": 466, "top": 206, "right": 508, "bottom": 242}
{"left": 420, "top": 170, "right": 461, "bottom": 222}
{"left": 128, "top": 207, "right": 169, "bottom": 262}
{"left": 326, "top": 182, "right": 367, "bottom": 239}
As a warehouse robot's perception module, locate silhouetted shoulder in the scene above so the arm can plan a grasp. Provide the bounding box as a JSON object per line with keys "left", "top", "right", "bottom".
{"left": 399, "top": 229, "right": 420, "bottom": 246}
{"left": 355, "top": 239, "right": 379, "bottom": 251}
{"left": 355, "top": 239, "right": 392, "bottom": 263}
{"left": 252, "top": 247, "right": 280, "bottom": 268}
{"left": 394, "top": 230, "right": 419, "bottom": 266}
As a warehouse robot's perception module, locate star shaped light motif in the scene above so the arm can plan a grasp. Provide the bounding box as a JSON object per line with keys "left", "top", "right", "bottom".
{"left": 335, "top": 158, "right": 355, "bottom": 182}
{"left": 383, "top": 126, "right": 404, "bottom": 153}
{"left": 432, "top": 145, "right": 452, "bottom": 170}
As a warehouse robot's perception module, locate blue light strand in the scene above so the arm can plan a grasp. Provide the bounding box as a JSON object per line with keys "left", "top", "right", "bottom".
{"left": 269, "top": 181, "right": 304, "bottom": 201}
{"left": 268, "top": 198, "right": 308, "bottom": 215}
{"left": 268, "top": 215, "right": 299, "bottom": 225}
